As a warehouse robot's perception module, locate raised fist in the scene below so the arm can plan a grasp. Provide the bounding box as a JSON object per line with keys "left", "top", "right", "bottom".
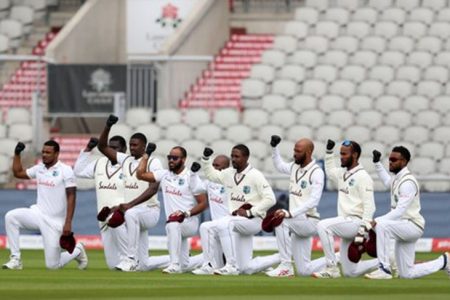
{"left": 106, "top": 114, "right": 118, "bottom": 127}
{"left": 146, "top": 143, "right": 156, "bottom": 156}
{"left": 87, "top": 137, "right": 99, "bottom": 150}
{"left": 372, "top": 150, "right": 382, "bottom": 163}
{"left": 14, "top": 142, "right": 25, "bottom": 155}
{"left": 326, "top": 139, "right": 335, "bottom": 151}
{"left": 203, "top": 147, "right": 214, "bottom": 158}
{"left": 270, "top": 135, "right": 281, "bottom": 147}
{"left": 191, "top": 162, "right": 201, "bottom": 173}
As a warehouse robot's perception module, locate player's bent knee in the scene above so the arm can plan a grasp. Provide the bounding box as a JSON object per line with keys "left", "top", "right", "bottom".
{"left": 46, "top": 262, "right": 61, "bottom": 270}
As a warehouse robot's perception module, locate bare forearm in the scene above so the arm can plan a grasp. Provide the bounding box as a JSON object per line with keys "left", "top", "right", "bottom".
{"left": 136, "top": 155, "right": 156, "bottom": 181}
{"left": 64, "top": 188, "right": 76, "bottom": 234}
{"left": 126, "top": 183, "right": 159, "bottom": 208}
{"left": 12, "top": 155, "right": 28, "bottom": 179}
{"left": 189, "top": 194, "right": 207, "bottom": 216}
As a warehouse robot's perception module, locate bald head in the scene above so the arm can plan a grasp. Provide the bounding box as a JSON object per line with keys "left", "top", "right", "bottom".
{"left": 212, "top": 155, "right": 230, "bottom": 171}
{"left": 294, "top": 138, "right": 314, "bottom": 166}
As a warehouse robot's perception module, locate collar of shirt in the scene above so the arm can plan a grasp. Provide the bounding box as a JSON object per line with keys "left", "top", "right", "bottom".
{"left": 344, "top": 164, "right": 363, "bottom": 176}
{"left": 42, "top": 160, "right": 62, "bottom": 170}
{"left": 171, "top": 166, "right": 187, "bottom": 177}
{"left": 235, "top": 164, "right": 252, "bottom": 181}
{"left": 297, "top": 159, "right": 316, "bottom": 172}
{"left": 394, "top": 166, "right": 410, "bottom": 180}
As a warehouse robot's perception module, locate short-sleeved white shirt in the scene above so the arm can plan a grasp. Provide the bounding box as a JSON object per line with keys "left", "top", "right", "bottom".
{"left": 206, "top": 180, "right": 229, "bottom": 220}
{"left": 26, "top": 161, "right": 76, "bottom": 224}
{"left": 153, "top": 167, "right": 206, "bottom": 218}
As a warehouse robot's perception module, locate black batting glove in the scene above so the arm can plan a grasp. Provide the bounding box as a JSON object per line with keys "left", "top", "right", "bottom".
{"left": 372, "top": 150, "right": 382, "bottom": 163}
{"left": 87, "top": 137, "right": 99, "bottom": 150}
{"left": 270, "top": 135, "right": 281, "bottom": 147}
{"left": 106, "top": 114, "right": 119, "bottom": 127}
{"left": 14, "top": 142, "right": 25, "bottom": 155}
{"left": 191, "top": 162, "right": 201, "bottom": 173}
{"left": 203, "top": 147, "right": 213, "bottom": 159}
{"left": 326, "top": 139, "right": 335, "bottom": 151}
{"left": 146, "top": 143, "right": 156, "bottom": 156}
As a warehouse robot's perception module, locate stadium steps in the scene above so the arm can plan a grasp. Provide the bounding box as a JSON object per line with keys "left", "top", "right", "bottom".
{"left": 179, "top": 33, "right": 274, "bottom": 109}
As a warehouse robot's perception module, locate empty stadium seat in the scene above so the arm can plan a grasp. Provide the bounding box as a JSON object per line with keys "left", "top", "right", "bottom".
{"left": 213, "top": 108, "right": 240, "bottom": 128}
{"left": 210, "top": 140, "right": 234, "bottom": 156}
{"left": 331, "top": 36, "right": 359, "bottom": 54}
{"left": 294, "top": 7, "right": 319, "bottom": 25}
{"left": 181, "top": 139, "right": 204, "bottom": 158}
{"left": 270, "top": 109, "right": 297, "bottom": 128}
{"left": 183, "top": 108, "right": 210, "bottom": 128}
{"left": 357, "top": 80, "right": 384, "bottom": 99}
{"left": 319, "top": 95, "right": 345, "bottom": 113}
{"left": 407, "top": 51, "right": 433, "bottom": 69}
{"left": 261, "top": 94, "right": 287, "bottom": 111}
{"left": 347, "top": 95, "right": 373, "bottom": 113}
{"left": 416, "top": 81, "right": 442, "bottom": 99}
{"left": 303, "top": 35, "right": 329, "bottom": 54}
{"left": 409, "top": 157, "right": 436, "bottom": 176}
{"left": 135, "top": 123, "right": 162, "bottom": 141}
{"left": 225, "top": 124, "right": 252, "bottom": 144}
{"left": 418, "top": 142, "right": 445, "bottom": 160}
{"left": 315, "top": 21, "right": 340, "bottom": 40}
{"left": 346, "top": 21, "right": 371, "bottom": 39}
{"left": 242, "top": 109, "right": 269, "bottom": 129}
{"left": 368, "top": 65, "right": 395, "bottom": 84}
{"left": 284, "top": 21, "right": 309, "bottom": 40}
{"left": 249, "top": 64, "right": 275, "bottom": 83}
{"left": 380, "top": 7, "right": 406, "bottom": 25}
{"left": 379, "top": 51, "right": 405, "bottom": 68}
{"left": 271, "top": 79, "right": 297, "bottom": 98}
{"left": 422, "top": 0, "right": 447, "bottom": 12}
{"left": 8, "top": 123, "right": 32, "bottom": 142}
{"left": 272, "top": 36, "right": 297, "bottom": 54}
{"left": 360, "top": 36, "right": 386, "bottom": 54}
{"left": 438, "top": 157, "right": 450, "bottom": 175}
{"left": 278, "top": 65, "right": 306, "bottom": 83}
{"left": 428, "top": 23, "right": 450, "bottom": 40}
{"left": 436, "top": 8, "right": 450, "bottom": 22}
{"left": 0, "top": 138, "right": 19, "bottom": 156}
{"left": 165, "top": 123, "right": 192, "bottom": 143}
{"left": 302, "top": 79, "right": 328, "bottom": 98}
{"left": 340, "top": 65, "right": 366, "bottom": 83}
{"left": 298, "top": 110, "right": 324, "bottom": 129}
{"left": 374, "top": 126, "right": 400, "bottom": 145}
{"left": 290, "top": 50, "right": 317, "bottom": 69}
{"left": 385, "top": 80, "right": 413, "bottom": 99}
{"left": 0, "top": 33, "right": 9, "bottom": 53}
{"left": 408, "top": 7, "right": 434, "bottom": 25}
{"left": 0, "top": 19, "right": 22, "bottom": 49}
{"left": 375, "top": 95, "right": 401, "bottom": 113}
{"left": 368, "top": 0, "right": 393, "bottom": 11}
{"left": 195, "top": 124, "right": 222, "bottom": 142}
{"left": 241, "top": 79, "right": 266, "bottom": 99}
{"left": 329, "top": 80, "right": 356, "bottom": 98}
{"left": 324, "top": 8, "right": 350, "bottom": 25}
{"left": 352, "top": 8, "right": 378, "bottom": 25}
{"left": 261, "top": 50, "right": 286, "bottom": 68}
{"left": 416, "top": 37, "right": 442, "bottom": 55}
{"left": 432, "top": 96, "right": 450, "bottom": 114}
{"left": 396, "top": 65, "right": 421, "bottom": 84}
{"left": 156, "top": 109, "right": 181, "bottom": 128}
{"left": 350, "top": 51, "right": 378, "bottom": 69}
{"left": 385, "top": 110, "right": 412, "bottom": 129}
{"left": 433, "top": 126, "right": 450, "bottom": 144}
{"left": 313, "top": 65, "right": 338, "bottom": 83}
{"left": 363, "top": 141, "right": 386, "bottom": 157}
{"left": 291, "top": 95, "right": 317, "bottom": 112}
{"left": 246, "top": 140, "right": 268, "bottom": 159}
{"left": 0, "top": 153, "right": 10, "bottom": 183}
{"left": 402, "top": 22, "right": 427, "bottom": 40}
{"left": 320, "top": 50, "right": 348, "bottom": 68}
{"left": 0, "top": 124, "right": 6, "bottom": 138}
{"left": 403, "top": 126, "right": 429, "bottom": 145}
{"left": 388, "top": 36, "right": 415, "bottom": 54}
{"left": 403, "top": 96, "right": 429, "bottom": 114}
{"left": 316, "top": 125, "right": 342, "bottom": 142}
{"left": 155, "top": 139, "right": 177, "bottom": 156}
{"left": 125, "top": 107, "right": 152, "bottom": 128}
{"left": 286, "top": 125, "right": 313, "bottom": 141}
{"left": 305, "top": 0, "right": 328, "bottom": 12}
{"left": 424, "top": 66, "right": 449, "bottom": 84}
{"left": 337, "top": 0, "right": 360, "bottom": 11}
{"left": 6, "top": 107, "right": 29, "bottom": 124}
{"left": 328, "top": 110, "right": 354, "bottom": 128}
{"left": 356, "top": 110, "right": 383, "bottom": 129}
{"left": 257, "top": 124, "right": 284, "bottom": 141}
{"left": 373, "top": 22, "right": 399, "bottom": 40}
{"left": 344, "top": 126, "right": 371, "bottom": 143}
{"left": 416, "top": 110, "right": 441, "bottom": 130}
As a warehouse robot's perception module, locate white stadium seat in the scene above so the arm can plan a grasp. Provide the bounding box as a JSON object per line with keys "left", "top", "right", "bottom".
{"left": 284, "top": 21, "right": 309, "bottom": 40}
{"left": 363, "top": 141, "right": 386, "bottom": 157}
{"left": 0, "top": 19, "right": 23, "bottom": 49}
{"left": 7, "top": 107, "right": 29, "bottom": 124}
{"left": 225, "top": 124, "right": 252, "bottom": 144}
{"left": 368, "top": 0, "right": 393, "bottom": 11}
{"left": 337, "top": 0, "right": 360, "bottom": 11}
{"left": 305, "top": 0, "right": 328, "bottom": 12}
{"left": 156, "top": 109, "right": 181, "bottom": 128}
{"left": 0, "top": 124, "right": 6, "bottom": 138}
{"left": 397, "top": 0, "right": 420, "bottom": 12}
{"left": 290, "top": 50, "right": 317, "bottom": 69}
{"left": 385, "top": 80, "right": 413, "bottom": 99}
{"left": 249, "top": 64, "right": 275, "bottom": 83}
{"left": 108, "top": 124, "right": 132, "bottom": 142}
{"left": 242, "top": 109, "right": 269, "bottom": 129}
{"left": 319, "top": 95, "right": 345, "bottom": 113}
{"left": 373, "top": 22, "right": 399, "bottom": 40}
{"left": 272, "top": 79, "right": 297, "bottom": 98}
{"left": 357, "top": 80, "right": 384, "bottom": 99}
{"left": 278, "top": 65, "right": 306, "bottom": 83}
{"left": 369, "top": 65, "right": 395, "bottom": 84}
{"left": 291, "top": 95, "right": 318, "bottom": 112}
{"left": 388, "top": 36, "right": 415, "bottom": 54}
{"left": 241, "top": 79, "right": 266, "bottom": 99}
{"left": 403, "top": 126, "right": 429, "bottom": 145}
{"left": 257, "top": 125, "right": 284, "bottom": 141}
{"left": 181, "top": 139, "right": 205, "bottom": 158}
{"left": 385, "top": 110, "right": 412, "bottom": 129}
{"left": 329, "top": 80, "right": 356, "bottom": 98}
{"left": 422, "top": 0, "right": 447, "bottom": 12}
{"left": 439, "top": 157, "right": 450, "bottom": 174}
{"left": 416, "top": 81, "right": 442, "bottom": 99}
{"left": 316, "top": 125, "right": 342, "bottom": 142}
{"left": 416, "top": 110, "right": 442, "bottom": 130}
{"left": 0, "top": 0, "right": 10, "bottom": 19}
{"left": 195, "top": 124, "right": 222, "bottom": 143}
{"left": 406, "top": 51, "right": 433, "bottom": 69}
{"left": 344, "top": 126, "right": 371, "bottom": 143}
{"left": 10, "top": 5, "right": 33, "bottom": 34}
{"left": 294, "top": 7, "right": 319, "bottom": 25}
{"left": 360, "top": 36, "right": 386, "bottom": 54}
{"left": 299, "top": 110, "right": 324, "bottom": 128}
{"left": 433, "top": 126, "right": 450, "bottom": 144}
{"left": 154, "top": 139, "right": 177, "bottom": 156}
{"left": 213, "top": 108, "right": 239, "bottom": 128}
{"left": 0, "top": 138, "right": 19, "bottom": 156}
{"left": 424, "top": 66, "right": 449, "bottom": 84}
{"left": 379, "top": 51, "right": 405, "bottom": 68}
{"left": 313, "top": 65, "right": 338, "bottom": 83}
{"left": 428, "top": 23, "right": 450, "bottom": 40}
{"left": 328, "top": 110, "right": 354, "bottom": 128}
{"left": 375, "top": 95, "right": 401, "bottom": 114}
{"left": 261, "top": 50, "right": 286, "bottom": 68}
{"left": 324, "top": 8, "right": 350, "bottom": 25}
{"left": 352, "top": 8, "right": 378, "bottom": 25}
{"left": 437, "top": 8, "right": 450, "bottom": 22}
{"left": 340, "top": 65, "right": 366, "bottom": 83}
{"left": 350, "top": 51, "right": 378, "bottom": 69}
{"left": 355, "top": 110, "right": 383, "bottom": 129}
{"left": 402, "top": 22, "right": 427, "bottom": 40}
{"left": 23, "top": 0, "right": 46, "bottom": 20}
{"left": 374, "top": 126, "right": 400, "bottom": 145}
{"left": 246, "top": 140, "right": 268, "bottom": 159}
{"left": 380, "top": 8, "right": 406, "bottom": 25}
{"left": 184, "top": 108, "right": 210, "bottom": 128}
{"left": 125, "top": 107, "right": 152, "bottom": 128}
{"left": 409, "top": 157, "right": 435, "bottom": 176}
{"left": 315, "top": 21, "right": 340, "bottom": 40}
{"left": 8, "top": 123, "right": 32, "bottom": 142}
{"left": 409, "top": 8, "right": 434, "bottom": 25}
{"left": 434, "top": 52, "right": 450, "bottom": 68}
{"left": 347, "top": 96, "right": 373, "bottom": 113}
{"left": 273, "top": 36, "right": 297, "bottom": 54}
{"left": 320, "top": 50, "right": 348, "bottom": 68}
{"left": 432, "top": 96, "right": 450, "bottom": 114}
{"left": 303, "top": 35, "right": 329, "bottom": 54}
{"left": 0, "top": 34, "right": 9, "bottom": 53}
{"left": 286, "top": 125, "right": 313, "bottom": 141}
{"left": 331, "top": 36, "right": 359, "bottom": 54}
{"left": 135, "top": 123, "right": 162, "bottom": 141}
{"left": 302, "top": 79, "right": 328, "bottom": 98}
{"left": 396, "top": 65, "right": 421, "bottom": 84}
{"left": 346, "top": 21, "right": 371, "bottom": 39}
{"left": 416, "top": 37, "right": 442, "bottom": 55}
{"left": 270, "top": 109, "right": 297, "bottom": 128}
{"left": 261, "top": 94, "right": 287, "bottom": 111}
{"left": 403, "top": 96, "right": 429, "bottom": 114}
{"left": 210, "top": 140, "right": 234, "bottom": 156}
{"left": 418, "top": 142, "right": 444, "bottom": 160}
{"left": 165, "top": 123, "right": 192, "bottom": 143}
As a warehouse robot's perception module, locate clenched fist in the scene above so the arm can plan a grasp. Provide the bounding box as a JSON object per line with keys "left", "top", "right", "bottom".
{"left": 270, "top": 135, "right": 281, "bottom": 147}
{"left": 146, "top": 143, "right": 156, "bottom": 156}
{"left": 14, "top": 142, "right": 25, "bottom": 155}
{"left": 372, "top": 150, "right": 381, "bottom": 163}
{"left": 191, "top": 162, "right": 201, "bottom": 172}
{"left": 106, "top": 114, "right": 118, "bottom": 127}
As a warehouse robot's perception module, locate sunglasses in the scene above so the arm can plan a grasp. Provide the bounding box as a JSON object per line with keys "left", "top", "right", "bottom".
{"left": 167, "top": 155, "right": 181, "bottom": 161}
{"left": 342, "top": 140, "right": 352, "bottom": 146}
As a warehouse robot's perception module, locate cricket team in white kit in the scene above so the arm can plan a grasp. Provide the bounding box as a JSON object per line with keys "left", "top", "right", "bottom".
{"left": 2, "top": 115, "right": 450, "bottom": 280}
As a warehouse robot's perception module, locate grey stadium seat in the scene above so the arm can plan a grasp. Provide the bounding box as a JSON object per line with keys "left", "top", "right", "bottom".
{"left": 184, "top": 108, "right": 210, "bottom": 128}
{"left": 409, "top": 7, "right": 434, "bottom": 25}
{"left": 261, "top": 94, "right": 287, "bottom": 111}
{"left": 213, "top": 108, "right": 240, "bottom": 128}
{"left": 290, "top": 50, "right": 317, "bottom": 69}
{"left": 261, "top": 50, "right": 286, "bottom": 69}
{"left": 257, "top": 125, "right": 284, "bottom": 141}
{"left": 403, "top": 126, "right": 429, "bottom": 145}
{"left": 403, "top": 96, "right": 429, "bottom": 114}
{"left": 352, "top": 8, "right": 378, "bottom": 25}
{"left": 374, "top": 126, "right": 400, "bottom": 145}
{"left": 433, "top": 126, "right": 450, "bottom": 144}
{"left": 246, "top": 140, "right": 268, "bottom": 159}
{"left": 156, "top": 109, "right": 181, "bottom": 128}
{"left": 409, "top": 157, "right": 436, "bottom": 176}
{"left": 396, "top": 65, "right": 421, "bottom": 84}
{"left": 320, "top": 50, "right": 348, "bottom": 68}
{"left": 356, "top": 110, "right": 383, "bottom": 129}
{"left": 278, "top": 65, "right": 306, "bottom": 83}
{"left": 316, "top": 125, "right": 342, "bottom": 142}
{"left": 380, "top": 8, "right": 406, "bottom": 25}
{"left": 294, "top": 7, "right": 319, "bottom": 25}
{"left": 345, "top": 126, "right": 371, "bottom": 144}
{"left": 299, "top": 110, "right": 324, "bottom": 129}
{"left": 210, "top": 140, "right": 234, "bottom": 156}
{"left": 165, "top": 123, "right": 192, "bottom": 143}
{"left": 329, "top": 80, "right": 356, "bottom": 98}
{"left": 415, "top": 110, "right": 441, "bottom": 130}
{"left": 241, "top": 79, "right": 266, "bottom": 99}
{"left": 328, "top": 110, "right": 354, "bottom": 128}
{"left": 319, "top": 95, "right": 345, "bottom": 113}
{"left": 108, "top": 124, "right": 132, "bottom": 142}
{"left": 225, "top": 124, "right": 252, "bottom": 144}
{"left": 286, "top": 125, "right": 313, "bottom": 141}
{"left": 375, "top": 95, "right": 401, "bottom": 114}
{"left": 272, "top": 36, "right": 297, "bottom": 54}
{"left": 195, "top": 124, "right": 222, "bottom": 143}
{"left": 242, "top": 109, "right": 269, "bottom": 129}
{"left": 8, "top": 123, "right": 32, "bottom": 142}
{"left": 271, "top": 79, "right": 298, "bottom": 99}
{"left": 347, "top": 96, "right": 373, "bottom": 113}
{"left": 270, "top": 109, "right": 297, "bottom": 128}
{"left": 385, "top": 110, "right": 412, "bottom": 129}
{"left": 249, "top": 64, "right": 275, "bottom": 83}
{"left": 340, "top": 65, "right": 366, "bottom": 84}
{"left": 432, "top": 96, "right": 450, "bottom": 114}
{"left": 368, "top": 65, "right": 394, "bottom": 85}
{"left": 418, "top": 142, "right": 444, "bottom": 161}
{"left": 313, "top": 65, "right": 338, "bottom": 83}
{"left": 154, "top": 139, "right": 177, "bottom": 156}
{"left": 291, "top": 95, "right": 317, "bottom": 112}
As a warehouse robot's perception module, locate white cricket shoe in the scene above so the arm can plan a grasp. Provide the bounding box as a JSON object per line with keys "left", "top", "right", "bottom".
{"left": 312, "top": 265, "right": 341, "bottom": 279}
{"left": 115, "top": 257, "right": 138, "bottom": 272}
{"left": 75, "top": 243, "right": 88, "bottom": 270}
{"left": 162, "top": 263, "right": 182, "bottom": 274}
{"left": 192, "top": 263, "right": 214, "bottom": 275}
{"left": 214, "top": 264, "right": 239, "bottom": 276}
{"left": 365, "top": 268, "right": 393, "bottom": 280}
{"left": 265, "top": 263, "right": 294, "bottom": 277}
{"left": 2, "top": 256, "right": 23, "bottom": 270}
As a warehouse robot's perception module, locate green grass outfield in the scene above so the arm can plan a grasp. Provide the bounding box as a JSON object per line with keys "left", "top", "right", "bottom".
{"left": 0, "top": 250, "right": 449, "bottom": 300}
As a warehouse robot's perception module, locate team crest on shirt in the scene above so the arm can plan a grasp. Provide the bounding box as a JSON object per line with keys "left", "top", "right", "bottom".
{"left": 243, "top": 186, "right": 251, "bottom": 194}
{"left": 52, "top": 170, "right": 59, "bottom": 177}
{"left": 300, "top": 180, "right": 307, "bottom": 189}
{"left": 349, "top": 179, "right": 355, "bottom": 187}
{"left": 178, "top": 178, "right": 185, "bottom": 185}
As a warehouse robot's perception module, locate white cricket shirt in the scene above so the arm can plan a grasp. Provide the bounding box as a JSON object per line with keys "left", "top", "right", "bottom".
{"left": 206, "top": 180, "right": 229, "bottom": 220}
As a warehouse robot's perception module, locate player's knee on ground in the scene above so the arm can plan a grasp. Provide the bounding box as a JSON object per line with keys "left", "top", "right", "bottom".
{"left": 45, "top": 260, "right": 61, "bottom": 270}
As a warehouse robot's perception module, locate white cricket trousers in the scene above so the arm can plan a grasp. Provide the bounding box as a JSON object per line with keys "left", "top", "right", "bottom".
{"left": 101, "top": 225, "right": 127, "bottom": 269}
{"left": 317, "top": 216, "right": 378, "bottom": 277}
{"left": 124, "top": 204, "right": 169, "bottom": 270}
{"left": 5, "top": 206, "right": 81, "bottom": 269}
{"left": 215, "top": 215, "right": 280, "bottom": 274}
{"left": 199, "top": 219, "right": 225, "bottom": 269}
{"left": 165, "top": 216, "right": 202, "bottom": 270}
{"left": 275, "top": 215, "right": 327, "bottom": 276}
{"left": 375, "top": 219, "right": 445, "bottom": 279}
